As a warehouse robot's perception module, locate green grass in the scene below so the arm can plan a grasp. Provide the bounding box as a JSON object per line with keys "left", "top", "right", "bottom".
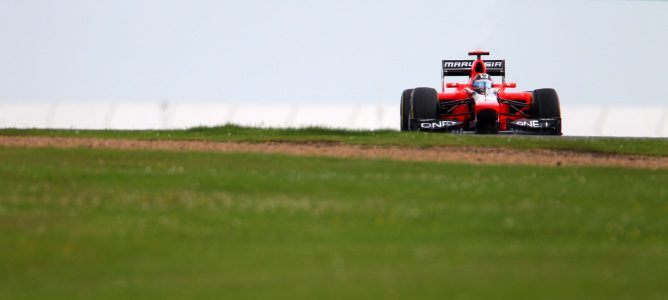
{"left": 1, "top": 146, "right": 667, "bottom": 299}
{"left": 2, "top": 125, "right": 668, "bottom": 156}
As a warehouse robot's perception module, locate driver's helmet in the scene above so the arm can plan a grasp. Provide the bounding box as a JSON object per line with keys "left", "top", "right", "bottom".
{"left": 472, "top": 73, "right": 493, "bottom": 93}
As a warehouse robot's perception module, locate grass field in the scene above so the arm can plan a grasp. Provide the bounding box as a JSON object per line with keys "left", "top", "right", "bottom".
{"left": 2, "top": 125, "right": 668, "bottom": 156}
{"left": 2, "top": 131, "right": 668, "bottom": 299}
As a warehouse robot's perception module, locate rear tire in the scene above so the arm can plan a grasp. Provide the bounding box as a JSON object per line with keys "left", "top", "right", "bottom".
{"left": 532, "top": 88, "right": 562, "bottom": 135}
{"left": 411, "top": 88, "right": 439, "bottom": 125}
{"left": 400, "top": 89, "right": 413, "bottom": 131}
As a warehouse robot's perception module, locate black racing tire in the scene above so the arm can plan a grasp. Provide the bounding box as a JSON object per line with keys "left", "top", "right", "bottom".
{"left": 400, "top": 89, "right": 413, "bottom": 131}
{"left": 411, "top": 87, "right": 439, "bottom": 123}
{"left": 532, "top": 88, "right": 562, "bottom": 135}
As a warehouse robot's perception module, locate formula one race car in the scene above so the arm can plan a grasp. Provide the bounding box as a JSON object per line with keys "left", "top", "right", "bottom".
{"left": 400, "top": 51, "right": 561, "bottom": 135}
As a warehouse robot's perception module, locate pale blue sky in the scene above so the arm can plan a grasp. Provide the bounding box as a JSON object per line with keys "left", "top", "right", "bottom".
{"left": 0, "top": 0, "right": 666, "bottom": 105}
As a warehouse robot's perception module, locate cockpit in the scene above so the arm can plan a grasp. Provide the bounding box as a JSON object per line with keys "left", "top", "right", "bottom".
{"left": 472, "top": 78, "right": 494, "bottom": 95}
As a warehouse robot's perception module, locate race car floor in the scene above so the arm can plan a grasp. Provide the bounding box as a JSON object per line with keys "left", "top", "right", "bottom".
{"left": 1, "top": 136, "right": 666, "bottom": 169}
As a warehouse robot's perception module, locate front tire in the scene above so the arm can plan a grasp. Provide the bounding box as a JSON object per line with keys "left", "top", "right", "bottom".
{"left": 532, "top": 88, "right": 562, "bottom": 135}
{"left": 400, "top": 89, "right": 413, "bottom": 131}
{"left": 411, "top": 87, "right": 439, "bottom": 127}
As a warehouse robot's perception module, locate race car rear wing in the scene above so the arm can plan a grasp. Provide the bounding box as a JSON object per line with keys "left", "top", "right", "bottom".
{"left": 441, "top": 59, "right": 506, "bottom": 91}
{"left": 442, "top": 60, "right": 506, "bottom": 77}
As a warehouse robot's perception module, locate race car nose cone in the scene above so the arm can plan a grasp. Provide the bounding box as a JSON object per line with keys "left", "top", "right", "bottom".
{"left": 476, "top": 109, "right": 499, "bottom": 134}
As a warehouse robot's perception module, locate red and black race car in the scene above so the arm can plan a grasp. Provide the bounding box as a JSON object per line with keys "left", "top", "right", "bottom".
{"left": 400, "top": 51, "right": 561, "bottom": 135}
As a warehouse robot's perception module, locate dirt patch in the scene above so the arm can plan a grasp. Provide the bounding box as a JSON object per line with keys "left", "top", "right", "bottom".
{"left": 1, "top": 136, "right": 667, "bottom": 169}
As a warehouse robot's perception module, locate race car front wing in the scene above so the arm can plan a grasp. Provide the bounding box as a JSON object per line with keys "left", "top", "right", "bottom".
{"left": 507, "top": 118, "right": 561, "bottom": 134}
{"left": 411, "top": 118, "right": 561, "bottom": 134}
